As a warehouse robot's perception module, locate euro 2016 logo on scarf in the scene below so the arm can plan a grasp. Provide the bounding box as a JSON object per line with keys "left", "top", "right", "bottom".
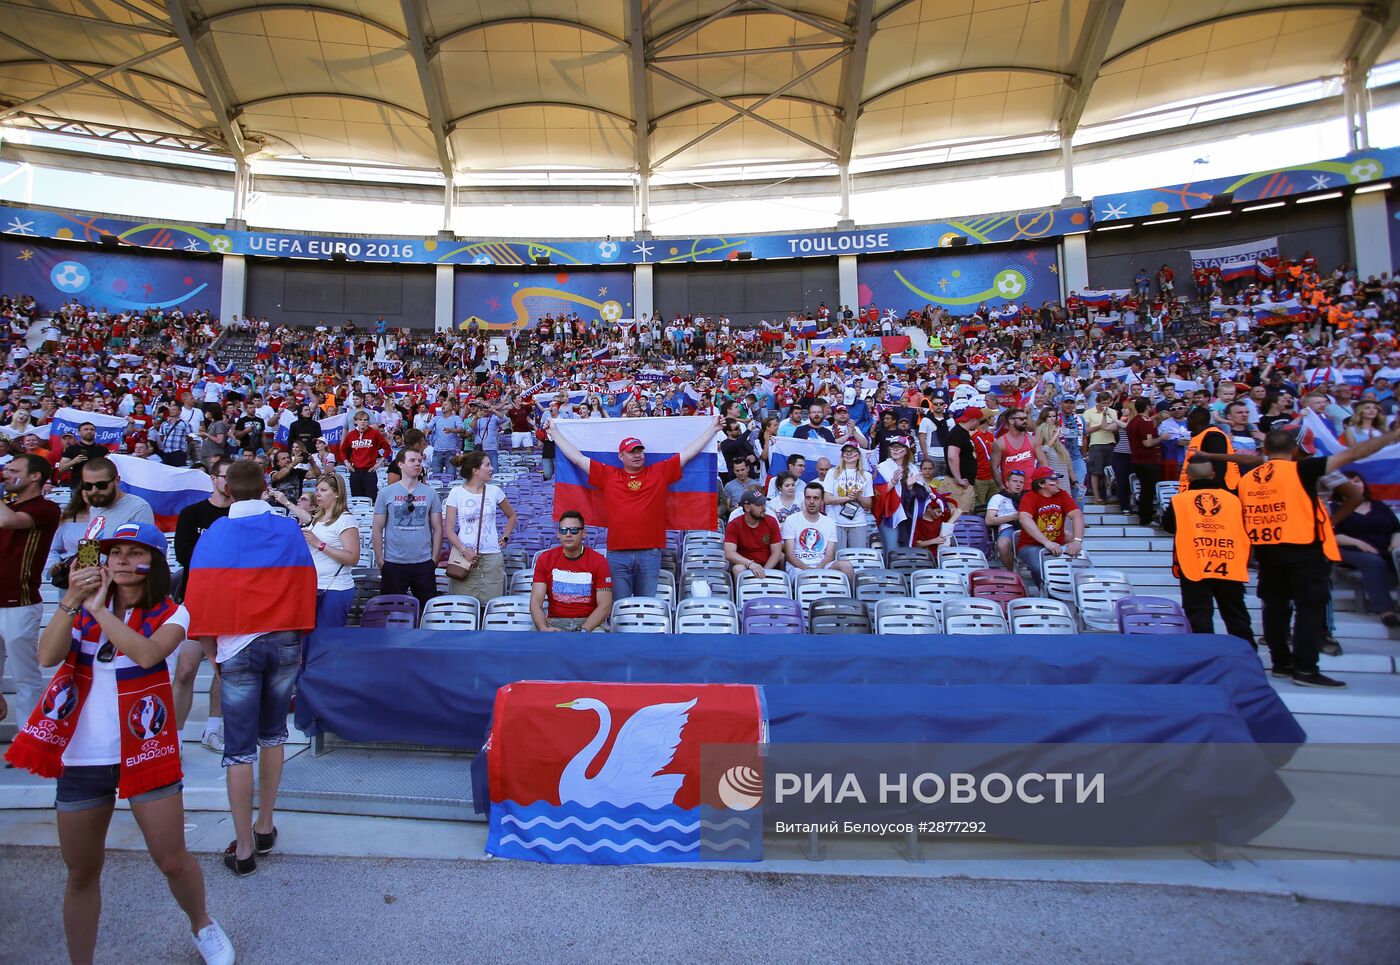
{"left": 127, "top": 694, "right": 168, "bottom": 740}
{"left": 42, "top": 681, "right": 78, "bottom": 721}
{"left": 1193, "top": 493, "right": 1222, "bottom": 516}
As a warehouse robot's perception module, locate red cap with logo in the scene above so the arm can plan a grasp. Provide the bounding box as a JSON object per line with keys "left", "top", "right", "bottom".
{"left": 618, "top": 436, "right": 645, "bottom": 453}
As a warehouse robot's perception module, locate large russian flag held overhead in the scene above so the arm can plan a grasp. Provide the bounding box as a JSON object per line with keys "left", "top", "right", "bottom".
{"left": 272, "top": 410, "right": 346, "bottom": 448}
{"left": 48, "top": 407, "right": 126, "bottom": 454}
{"left": 1078, "top": 289, "right": 1130, "bottom": 308}
{"left": 183, "top": 512, "right": 317, "bottom": 637}
{"left": 1301, "top": 410, "right": 1400, "bottom": 500}
{"left": 110, "top": 454, "right": 212, "bottom": 531}
{"left": 552, "top": 417, "right": 717, "bottom": 530}
{"left": 767, "top": 436, "right": 860, "bottom": 482}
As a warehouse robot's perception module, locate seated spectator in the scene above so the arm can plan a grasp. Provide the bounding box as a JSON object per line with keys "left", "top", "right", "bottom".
{"left": 1016, "top": 467, "right": 1085, "bottom": 583}
{"left": 1332, "top": 472, "right": 1400, "bottom": 626}
{"left": 724, "top": 489, "right": 783, "bottom": 580}
{"left": 766, "top": 472, "right": 802, "bottom": 525}
{"left": 721, "top": 458, "right": 758, "bottom": 517}
{"left": 985, "top": 470, "right": 1027, "bottom": 568}
{"left": 781, "top": 482, "right": 856, "bottom": 582}
{"left": 531, "top": 510, "right": 612, "bottom": 632}
{"left": 911, "top": 486, "right": 959, "bottom": 559}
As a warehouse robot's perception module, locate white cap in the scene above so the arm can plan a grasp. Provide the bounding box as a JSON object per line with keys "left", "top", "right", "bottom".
{"left": 975, "top": 379, "right": 991, "bottom": 391}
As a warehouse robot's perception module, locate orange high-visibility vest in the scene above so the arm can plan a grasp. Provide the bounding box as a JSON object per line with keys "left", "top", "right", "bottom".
{"left": 1172, "top": 488, "right": 1250, "bottom": 582}
{"left": 1237, "top": 459, "right": 1340, "bottom": 560}
{"left": 1179, "top": 427, "right": 1239, "bottom": 490}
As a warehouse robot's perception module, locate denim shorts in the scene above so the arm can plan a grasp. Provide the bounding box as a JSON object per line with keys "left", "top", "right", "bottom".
{"left": 218, "top": 630, "right": 302, "bottom": 768}
{"left": 55, "top": 764, "right": 181, "bottom": 813}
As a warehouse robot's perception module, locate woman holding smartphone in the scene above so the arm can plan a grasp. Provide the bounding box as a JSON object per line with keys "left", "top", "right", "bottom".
{"left": 4, "top": 522, "right": 234, "bottom": 965}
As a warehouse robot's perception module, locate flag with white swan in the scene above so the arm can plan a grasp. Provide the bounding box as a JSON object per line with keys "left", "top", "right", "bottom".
{"left": 483, "top": 681, "right": 765, "bottom": 865}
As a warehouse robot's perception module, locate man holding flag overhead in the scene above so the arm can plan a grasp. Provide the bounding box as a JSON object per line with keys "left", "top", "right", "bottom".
{"left": 548, "top": 415, "right": 722, "bottom": 600}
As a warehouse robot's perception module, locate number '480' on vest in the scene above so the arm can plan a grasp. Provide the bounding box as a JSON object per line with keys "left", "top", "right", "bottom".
{"left": 1237, "top": 459, "right": 1340, "bottom": 561}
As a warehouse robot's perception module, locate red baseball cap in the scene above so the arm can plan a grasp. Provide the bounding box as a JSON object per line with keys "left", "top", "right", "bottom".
{"left": 618, "top": 437, "right": 645, "bottom": 453}
{"left": 1030, "top": 467, "right": 1057, "bottom": 483}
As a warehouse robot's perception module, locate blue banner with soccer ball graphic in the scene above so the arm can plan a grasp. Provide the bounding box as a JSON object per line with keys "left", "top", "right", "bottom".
{"left": 856, "top": 245, "right": 1059, "bottom": 317}
{"left": 454, "top": 267, "right": 634, "bottom": 331}
{"left": 0, "top": 237, "right": 222, "bottom": 315}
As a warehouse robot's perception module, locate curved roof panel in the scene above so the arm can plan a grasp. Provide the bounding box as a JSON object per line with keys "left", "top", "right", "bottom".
{"left": 0, "top": 0, "right": 1394, "bottom": 177}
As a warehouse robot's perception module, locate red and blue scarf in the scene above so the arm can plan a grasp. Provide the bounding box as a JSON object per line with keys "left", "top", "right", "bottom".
{"left": 4, "top": 599, "right": 183, "bottom": 799}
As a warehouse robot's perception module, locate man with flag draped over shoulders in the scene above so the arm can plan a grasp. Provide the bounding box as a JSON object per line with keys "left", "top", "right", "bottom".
{"left": 547, "top": 415, "right": 722, "bottom": 600}
{"left": 183, "top": 460, "right": 316, "bottom": 877}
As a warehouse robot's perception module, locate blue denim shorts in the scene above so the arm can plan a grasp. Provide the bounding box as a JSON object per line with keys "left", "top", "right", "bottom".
{"left": 55, "top": 764, "right": 182, "bottom": 813}
{"left": 218, "top": 630, "right": 302, "bottom": 768}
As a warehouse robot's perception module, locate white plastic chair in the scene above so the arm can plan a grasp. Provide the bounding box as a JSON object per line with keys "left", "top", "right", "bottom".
{"left": 943, "top": 611, "right": 1009, "bottom": 634}
{"left": 736, "top": 569, "right": 791, "bottom": 606}
{"left": 674, "top": 597, "right": 739, "bottom": 634}
{"left": 482, "top": 595, "right": 534, "bottom": 630}
{"left": 910, "top": 568, "right": 968, "bottom": 602}
{"left": 836, "top": 548, "right": 884, "bottom": 572}
{"left": 874, "top": 597, "right": 941, "bottom": 635}
{"left": 854, "top": 569, "right": 908, "bottom": 603}
{"left": 420, "top": 595, "right": 481, "bottom": 631}
{"left": 937, "top": 545, "right": 987, "bottom": 568}
{"left": 1039, "top": 555, "right": 1095, "bottom": 603}
{"left": 942, "top": 596, "right": 1005, "bottom": 620}
{"left": 611, "top": 596, "right": 672, "bottom": 633}
{"left": 507, "top": 569, "right": 535, "bottom": 595}
{"left": 1007, "top": 597, "right": 1076, "bottom": 634}
{"left": 656, "top": 569, "right": 676, "bottom": 607}
{"left": 1075, "top": 574, "right": 1133, "bottom": 631}
{"left": 793, "top": 570, "right": 851, "bottom": 610}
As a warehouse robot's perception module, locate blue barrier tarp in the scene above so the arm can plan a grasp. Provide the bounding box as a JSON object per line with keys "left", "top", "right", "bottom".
{"left": 295, "top": 630, "right": 1304, "bottom": 750}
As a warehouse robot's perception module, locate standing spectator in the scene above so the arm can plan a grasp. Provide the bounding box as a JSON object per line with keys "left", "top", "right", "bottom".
{"left": 372, "top": 448, "right": 442, "bottom": 613}
{"left": 1083, "top": 393, "right": 1120, "bottom": 503}
{"left": 229, "top": 401, "right": 266, "bottom": 458}
{"left": 8, "top": 522, "right": 235, "bottom": 965}
{"left": 1016, "top": 467, "right": 1085, "bottom": 583}
{"left": 196, "top": 406, "right": 228, "bottom": 466}
{"left": 782, "top": 482, "right": 857, "bottom": 582}
{"left": 531, "top": 509, "right": 612, "bottom": 631}
{"left": 1161, "top": 458, "right": 1255, "bottom": 643}
{"left": 944, "top": 407, "right": 980, "bottom": 515}
{"left": 46, "top": 457, "right": 156, "bottom": 581}
{"left": 1057, "top": 396, "right": 1087, "bottom": 504}
{"left": 338, "top": 410, "right": 391, "bottom": 501}
{"left": 724, "top": 489, "right": 783, "bottom": 580}
{"left": 55, "top": 421, "right": 109, "bottom": 483}
{"left": 472, "top": 400, "right": 507, "bottom": 472}
{"left": 721, "top": 459, "right": 758, "bottom": 518}
{"left": 1126, "top": 398, "right": 1164, "bottom": 525}
{"left": 547, "top": 418, "right": 721, "bottom": 600}
{"left": 185, "top": 460, "right": 317, "bottom": 878}
{"left": 426, "top": 400, "right": 465, "bottom": 477}
{"left": 151, "top": 406, "right": 192, "bottom": 468}
{"left": 172, "top": 457, "right": 232, "bottom": 749}
{"left": 874, "top": 437, "right": 918, "bottom": 551}
{"left": 822, "top": 442, "right": 874, "bottom": 551}
{"left": 286, "top": 403, "right": 322, "bottom": 453}
{"left": 506, "top": 396, "right": 535, "bottom": 450}
{"left": 273, "top": 472, "right": 360, "bottom": 632}
{"left": 991, "top": 407, "right": 1043, "bottom": 484}
{"left": 0, "top": 454, "right": 61, "bottom": 725}
{"left": 443, "top": 450, "right": 516, "bottom": 607}
{"left": 386, "top": 428, "right": 426, "bottom": 486}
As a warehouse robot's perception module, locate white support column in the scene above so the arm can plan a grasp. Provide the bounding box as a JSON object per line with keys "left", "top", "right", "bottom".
{"left": 1350, "top": 191, "right": 1391, "bottom": 281}
{"left": 636, "top": 173, "right": 651, "bottom": 237}
{"left": 1060, "top": 234, "right": 1088, "bottom": 298}
{"left": 837, "top": 254, "right": 859, "bottom": 314}
{"left": 837, "top": 165, "right": 854, "bottom": 230}
{"left": 634, "top": 263, "right": 654, "bottom": 321}
{"left": 1060, "top": 135, "right": 1075, "bottom": 200}
{"left": 219, "top": 253, "right": 245, "bottom": 325}
{"left": 230, "top": 159, "right": 250, "bottom": 226}
{"left": 442, "top": 177, "right": 455, "bottom": 232}
{"left": 435, "top": 263, "right": 454, "bottom": 332}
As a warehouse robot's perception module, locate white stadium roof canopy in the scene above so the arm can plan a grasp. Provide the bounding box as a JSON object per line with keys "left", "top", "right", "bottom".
{"left": 0, "top": 0, "right": 1398, "bottom": 183}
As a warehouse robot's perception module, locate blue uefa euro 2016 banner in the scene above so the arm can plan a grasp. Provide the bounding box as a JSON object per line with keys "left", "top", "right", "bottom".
{"left": 1093, "top": 146, "right": 1400, "bottom": 221}
{"left": 454, "top": 267, "right": 634, "bottom": 330}
{"left": 0, "top": 237, "right": 222, "bottom": 314}
{"left": 857, "top": 246, "right": 1059, "bottom": 316}
{"left": 0, "top": 202, "right": 1088, "bottom": 268}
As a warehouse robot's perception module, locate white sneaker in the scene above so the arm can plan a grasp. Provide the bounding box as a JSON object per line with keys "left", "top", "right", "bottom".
{"left": 201, "top": 729, "right": 225, "bottom": 753}
{"left": 193, "top": 920, "right": 235, "bottom": 965}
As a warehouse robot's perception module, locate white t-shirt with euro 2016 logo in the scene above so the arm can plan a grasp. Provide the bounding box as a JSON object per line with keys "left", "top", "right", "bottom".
{"left": 781, "top": 512, "right": 836, "bottom": 568}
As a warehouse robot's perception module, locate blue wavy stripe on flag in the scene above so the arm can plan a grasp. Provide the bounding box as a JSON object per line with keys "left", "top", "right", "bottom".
{"left": 487, "top": 800, "right": 761, "bottom": 865}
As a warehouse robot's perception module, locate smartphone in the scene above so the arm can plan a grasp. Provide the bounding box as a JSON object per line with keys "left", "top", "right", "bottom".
{"left": 76, "top": 515, "right": 106, "bottom": 569}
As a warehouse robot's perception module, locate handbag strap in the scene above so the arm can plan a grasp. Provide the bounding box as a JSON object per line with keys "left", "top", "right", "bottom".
{"left": 468, "top": 486, "right": 486, "bottom": 551}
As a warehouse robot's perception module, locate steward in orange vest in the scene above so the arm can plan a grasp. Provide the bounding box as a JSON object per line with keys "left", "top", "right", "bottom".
{"left": 1178, "top": 409, "right": 1239, "bottom": 490}
{"left": 1162, "top": 459, "right": 1255, "bottom": 643}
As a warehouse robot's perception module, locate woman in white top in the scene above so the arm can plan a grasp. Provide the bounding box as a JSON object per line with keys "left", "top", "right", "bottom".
{"left": 444, "top": 450, "right": 517, "bottom": 606}
{"left": 310, "top": 437, "right": 338, "bottom": 476}
{"left": 766, "top": 472, "right": 802, "bottom": 526}
{"left": 875, "top": 436, "right": 919, "bottom": 552}
{"left": 274, "top": 473, "right": 359, "bottom": 630}
{"left": 822, "top": 442, "right": 874, "bottom": 551}
{"left": 21, "top": 524, "right": 234, "bottom": 965}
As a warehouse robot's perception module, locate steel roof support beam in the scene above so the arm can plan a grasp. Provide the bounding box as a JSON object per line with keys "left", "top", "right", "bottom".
{"left": 1055, "top": 0, "right": 1125, "bottom": 141}
{"left": 0, "top": 1, "right": 174, "bottom": 36}
{"left": 1343, "top": 0, "right": 1400, "bottom": 76}
{"left": 0, "top": 28, "right": 221, "bottom": 145}
{"left": 399, "top": 0, "right": 455, "bottom": 179}
{"left": 164, "top": 0, "right": 245, "bottom": 156}
{"left": 652, "top": 41, "right": 847, "bottom": 63}
{"left": 835, "top": 0, "right": 874, "bottom": 168}
{"left": 650, "top": 1, "right": 853, "bottom": 57}
{"left": 235, "top": 93, "right": 429, "bottom": 122}
{"left": 649, "top": 0, "right": 743, "bottom": 57}
{"left": 6, "top": 111, "right": 223, "bottom": 153}
{"left": 0, "top": 43, "right": 184, "bottom": 121}
{"left": 648, "top": 50, "right": 847, "bottom": 168}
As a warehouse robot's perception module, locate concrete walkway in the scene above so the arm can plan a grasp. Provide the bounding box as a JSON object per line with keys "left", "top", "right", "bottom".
{"left": 3, "top": 845, "right": 1400, "bottom": 965}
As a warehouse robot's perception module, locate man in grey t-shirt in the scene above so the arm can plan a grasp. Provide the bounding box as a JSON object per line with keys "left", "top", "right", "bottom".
{"left": 371, "top": 448, "right": 442, "bottom": 612}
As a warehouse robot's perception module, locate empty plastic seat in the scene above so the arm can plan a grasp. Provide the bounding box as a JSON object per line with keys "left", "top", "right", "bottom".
{"left": 808, "top": 597, "right": 871, "bottom": 634}
{"left": 874, "top": 597, "right": 941, "bottom": 635}
{"left": 854, "top": 569, "right": 908, "bottom": 603}
{"left": 910, "top": 568, "right": 968, "bottom": 602}
{"left": 1075, "top": 573, "right": 1134, "bottom": 631}
{"left": 507, "top": 570, "right": 535, "bottom": 595}
{"left": 674, "top": 597, "right": 739, "bottom": 634}
{"left": 1039, "top": 556, "right": 1095, "bottom": 603}
{"left": 793, "top": 570, "right": 852, "bottom": 610}
{"left": 969, "top": 569, "right": 1027, "bottom": 611}
{"left": 741, "top": 597, "right": 805, "bottom": 634}
{"left": 683, "top": 570, "right": 733, "bottom": 600}
{"left": 359, "top": 594, "right": 420, "bottom": 628}
{"left": 736, "top": 569, "right": 791, "bottom": 606}
{"left": 943, "top": 610, "right": 1009, "bottom": 634}
{"left": 884, "top": 546, "right": 932, "bottom": 576}
{"left": 656, "top": 569, "right": 677, "bottom": 607}
{"left": 1007, "top": 597, "right": 1077, "bottom": 634}
{"left": 1116, "top": 596, "right": 1190, "bottom": 634}
{"left": 611, "top": 597, "right": 672, "bottom": 633}
{"left": 482, "top": 595, "right": 535, "bottom": 630}
{"left": 836, "top": 548, "right": 884, "bottom": 572}
{"left": 420, "top": 595, "right": 480, "bottom": 631}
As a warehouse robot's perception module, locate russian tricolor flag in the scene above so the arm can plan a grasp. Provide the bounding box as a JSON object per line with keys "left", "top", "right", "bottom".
{"left": 552, "top": 417, "right": 717, "bottom": 530}
{"left": 1079, "top": 289, "right": 1129, "bottom": 308}
{"left": 49, "top": 407, "right": 126, "bottom": 454}
{"left": 184, "top": 512, "right": 317, "bottom": 637}
{"left": 109, "top": 454, "right": 212, "bottom": 531}
{"left": 796, "top": 318, "right": 819, "bottom": 337}
{"left": 1301, "top": 410, "right": 1400, "bottom": 500}
{"left": 768, "top": 435, "right": 856, "bottom": 482}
